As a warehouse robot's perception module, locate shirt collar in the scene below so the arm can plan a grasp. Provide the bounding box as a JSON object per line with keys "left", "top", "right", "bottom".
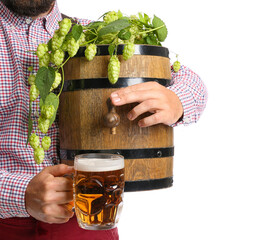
{"left": 43, "top": 1, "right": 62, "bottom": 37}
{"left": 0, "top": 1, "right": 61, "bottom": 36}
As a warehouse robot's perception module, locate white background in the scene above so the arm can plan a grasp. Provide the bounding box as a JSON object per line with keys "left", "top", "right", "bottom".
{"left": 58, "top": 0, "right": 265, "bottom": 239}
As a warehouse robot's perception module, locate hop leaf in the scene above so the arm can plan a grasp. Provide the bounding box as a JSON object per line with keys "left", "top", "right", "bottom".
{"left": 71, "top": 24, "right": 83, "bottom": 42}
{"left": 118, "top": 29, "right": 131, "bottom": 40}
{"left": 35, "top": 66, "right": 55, "bottom": 102}
{"left": 98, "top": 19, "right": 131, "bottom": 37}
{"left": 152, "top": 15, "right": 168, "bottom": 42}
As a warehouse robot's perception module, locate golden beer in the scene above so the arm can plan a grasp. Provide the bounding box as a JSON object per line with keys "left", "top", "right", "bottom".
{"left": 73, "top": 153, "right": 124, "bottom": 230}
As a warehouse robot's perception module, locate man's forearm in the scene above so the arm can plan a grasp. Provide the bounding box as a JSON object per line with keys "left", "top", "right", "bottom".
{"left": 167, "top": 65, "right": 208, "bottom": 126}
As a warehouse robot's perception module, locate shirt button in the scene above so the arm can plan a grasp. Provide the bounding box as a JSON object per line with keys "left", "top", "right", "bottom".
{"left": 32, "top": 38, "right": 37, "bottom": 44}
{"left": 25, "top": 18, "right": 32, "bottom": 24}
{"left": 10, "top": 25, "right": 16, "bottom": 31}
{"left": 183, "top": 116, "right": 191, "bottom": 124}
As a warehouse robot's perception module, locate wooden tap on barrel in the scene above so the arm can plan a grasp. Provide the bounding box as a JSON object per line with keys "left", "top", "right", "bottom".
{"left": 103, "top": 98, "right": 120, "bottom": 135}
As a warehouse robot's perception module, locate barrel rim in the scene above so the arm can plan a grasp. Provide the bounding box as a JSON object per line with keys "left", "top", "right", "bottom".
{"left": 72, "top": 44, "right": 169, "bottom": 58}
{"left": 124, "top": 177, "right": 173, "bottom": 192}
{"left": 60, "top": 147, "right": 174, "bottom": 160}
{"left": 62, "top": 77, "right": 172, "bottom": 90}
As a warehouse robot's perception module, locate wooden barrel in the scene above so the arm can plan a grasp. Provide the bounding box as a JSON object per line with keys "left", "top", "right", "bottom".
{"left": 59, "top": 44, "right": 174, "bottom": 192}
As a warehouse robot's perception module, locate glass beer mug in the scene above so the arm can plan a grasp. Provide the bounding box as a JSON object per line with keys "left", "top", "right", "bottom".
{"left": 73, "top": 153, "right": 125, "bottom": 230}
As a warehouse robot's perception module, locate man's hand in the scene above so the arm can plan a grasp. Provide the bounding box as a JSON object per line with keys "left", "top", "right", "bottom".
{"left": 25, "top": 164, "right": 74, "bottom": 224}
{"left": 110, "top": 82, "right": 183, "bottom": 127}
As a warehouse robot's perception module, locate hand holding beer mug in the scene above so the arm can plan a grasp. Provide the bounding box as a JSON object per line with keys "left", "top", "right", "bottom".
{"left": 73, "top": 153, "right": 125, "bottom": 230}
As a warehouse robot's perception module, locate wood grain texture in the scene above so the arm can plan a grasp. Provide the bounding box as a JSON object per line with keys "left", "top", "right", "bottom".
{"left": 124, "top": 157, "right": 173, "bottom": 181}
{"left": 59, "top": 89, "right": 173, "bottom": 150}
{"left": 63, "top": 55, "right": 172, "bottom": 80}
{"left": 59, "top": 48, "right": 174, "bottom": 183}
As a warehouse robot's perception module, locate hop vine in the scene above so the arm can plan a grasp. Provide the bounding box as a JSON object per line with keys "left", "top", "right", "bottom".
{"left": 27, "top": 10, "right": 177, "bottom": 164}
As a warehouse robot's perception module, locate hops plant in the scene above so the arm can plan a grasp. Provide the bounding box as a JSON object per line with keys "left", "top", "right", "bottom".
{"left": 27, "top": 10, "right": 180, "bottom": 164}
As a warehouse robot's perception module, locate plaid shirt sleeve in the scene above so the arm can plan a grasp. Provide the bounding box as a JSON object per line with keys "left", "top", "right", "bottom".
{"left": 167, "top": 65, "right": 208, "bottom": 126}
{"left": 0, "top": 2, "right": 63, "bottom": 218}
{"left": 0, "top": 171, "right": 33, "bottom": 217}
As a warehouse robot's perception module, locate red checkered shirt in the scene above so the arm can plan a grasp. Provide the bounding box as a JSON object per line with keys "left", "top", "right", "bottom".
{"left": 0, "top": 1, "right": 207, "bottom": 218}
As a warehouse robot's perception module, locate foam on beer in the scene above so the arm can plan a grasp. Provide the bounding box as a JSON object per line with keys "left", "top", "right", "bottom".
{"left": 75, "top": 157, "right": 124, "bottom": 172}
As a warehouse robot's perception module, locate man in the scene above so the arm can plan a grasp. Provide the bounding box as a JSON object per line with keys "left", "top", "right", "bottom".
{"left": 0, "top": 0, "right": 208, "bottom": 239}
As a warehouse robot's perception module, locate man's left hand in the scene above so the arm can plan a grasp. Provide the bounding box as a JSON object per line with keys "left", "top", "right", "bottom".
{"left": 110, "top": 82, "right": 183, "bottom": 127}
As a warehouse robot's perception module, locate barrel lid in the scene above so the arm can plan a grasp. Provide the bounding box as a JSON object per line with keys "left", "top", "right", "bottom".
{"left": 73, "top": 44, "right": 169, "bottom": 58}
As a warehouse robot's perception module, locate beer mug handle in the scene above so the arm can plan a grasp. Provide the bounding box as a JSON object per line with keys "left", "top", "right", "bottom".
{"left": 63, "top": 173, "right": 75, "bottom": 212}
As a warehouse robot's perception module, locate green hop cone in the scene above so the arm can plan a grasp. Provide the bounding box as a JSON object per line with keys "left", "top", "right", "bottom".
{"left": 173, "top": 60, "right": 181, "bottom": 72}
{"left": 61, "top": 40, "right": 68, "bottom": 52}
{"left": 36, "top": 43, "right": 48, "bottom": 59}
{"left": 52, "top": 49, "right": 65, "bottom": 66}
{"left": 50, "top": 72, "right": 62, "bottom": 91}
{"left": 39, "top": 52, "right": 50, "bottom": 68}
{"left": 85, "top": 44, "right": 97, "bottom": 61}
{"left": 123, "top": 42, "right": 135, "bottom": 60}
{"left": 41, "top": 136, "right": 51, "bottom": 151}
{"left": 34, "top": 147, "right": 45, "bottom": 164}
{"left": 41, "top": 105, "right": 55, "bottom": 120}
{"left": 129, "top": 25, "right": 139, "bottom": 35}
{"left": 103, "top": 11, "right": 119, "bottom": 24}
{"left": 38, "top": 117, "right": 50, "bottom": 134}
{"left": 78, "top": 33, "right": 86, "bottom": 46}
{"left": 29, "top": 84, "right": 39, "bottom": 102}
{"left": 29, "top": 133, "right": 40, "bottom": 150}
{"left": 67, "top": 37, "right": 79, "bottom": 57}
{"left": 59, "top": 18, "right": 72, "bottom": 36}
{"left": 113, "top": 37, "right": 124, "bottom": 45}
{"left": 28, "top": 74, "right": 36, "bottom": 86}
{"left": 108, "top": 55, "right": 120, "bottom": 84}
{"left": 52, "top": 30, "right": 65, "bottom": 51}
